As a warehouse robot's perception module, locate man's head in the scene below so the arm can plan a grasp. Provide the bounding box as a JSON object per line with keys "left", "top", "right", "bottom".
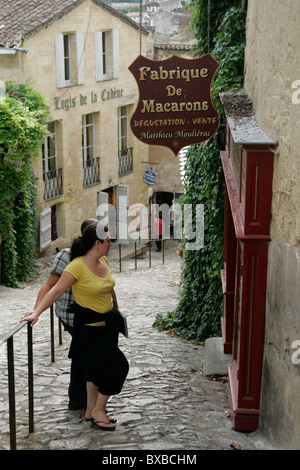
{"left": 80, "top": 218, "right": 98, "bottom": 235}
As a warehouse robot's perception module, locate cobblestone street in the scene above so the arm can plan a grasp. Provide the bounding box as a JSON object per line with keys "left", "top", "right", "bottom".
{"left": 0, "top": 241, "right": 273, "bottom": 451}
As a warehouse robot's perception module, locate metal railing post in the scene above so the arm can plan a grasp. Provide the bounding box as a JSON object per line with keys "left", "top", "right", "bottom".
{"left": 7, "top": 336, "right": 17, "bottom": 450}
{"left": 50, "top": 305, "right": 55, "bottom": 363}
{"left": 58, "top": 317, "right": 62, "bottom": 345}
{"left": 149, "top": 240, "right": 151, "bottom": 268}
{"left": 119, "top": 244, "right": 122, "bottom": 272}
{"left": 27, "top": 323, "right": 34, "bottom": 434}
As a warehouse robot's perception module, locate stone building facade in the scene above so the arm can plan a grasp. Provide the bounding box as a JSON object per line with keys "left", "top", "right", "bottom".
{"left": 242, "top": 0, "right": 300, "bottom": 449}
{"left": 0, "top": 0, "right": 155, "bottom": 251}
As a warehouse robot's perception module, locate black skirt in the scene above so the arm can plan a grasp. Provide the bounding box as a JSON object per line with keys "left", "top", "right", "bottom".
{"left": 69, "top": 303, "right": 129, "bottom": 396}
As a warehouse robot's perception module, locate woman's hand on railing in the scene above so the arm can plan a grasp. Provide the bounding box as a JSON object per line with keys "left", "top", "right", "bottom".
{"left": 20, "top": 272, "right": 76, "bottom": 327}
{"left": 20, "top": 310, "right": 39, "bottom": 327}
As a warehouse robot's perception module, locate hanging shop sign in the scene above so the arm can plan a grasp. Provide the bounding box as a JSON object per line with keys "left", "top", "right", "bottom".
{"left": 143, "top": 167, "right": 158, "bottom": 185}
{"left": 129, "top": 54, "right": 220, "bottom": 155}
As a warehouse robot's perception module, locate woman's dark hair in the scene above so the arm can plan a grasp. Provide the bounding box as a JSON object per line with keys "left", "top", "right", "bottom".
{"left": 70, "top": 223, "right": 108, "bottom": 261}
{"left": 80, "top": 218, "right": 98, "bottom": 234}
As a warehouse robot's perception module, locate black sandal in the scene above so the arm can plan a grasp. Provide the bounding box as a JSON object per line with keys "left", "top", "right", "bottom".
{"left": 89, "top": 418, "right": 116, "bottom": 431}
{"left": 86, "top": 415, "right": 117, "bottom": 424}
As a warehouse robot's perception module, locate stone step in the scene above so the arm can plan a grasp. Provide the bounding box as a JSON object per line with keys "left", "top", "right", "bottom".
{"left": 204, "top": 337, "right": 232, "bottom": 376}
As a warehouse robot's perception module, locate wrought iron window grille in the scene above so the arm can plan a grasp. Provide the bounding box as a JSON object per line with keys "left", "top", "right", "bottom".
{"left": 43, "top": 168, "right": 63, "bottom": 200}
{"left": 83, "top": 157, "right": 100, "bottom": 187}
{"left": 118, "top": 147, "right": 133, "bottom": 176}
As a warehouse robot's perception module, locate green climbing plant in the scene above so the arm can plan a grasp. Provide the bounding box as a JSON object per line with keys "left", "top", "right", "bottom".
{"left": 154, "top": 5, "right": 246, "bottom": 341}
{"left": 189, "top": 0, "right": 241, "bottom": 56}
{"left": 0, "top": 81, "right": 50, "bottom": 286}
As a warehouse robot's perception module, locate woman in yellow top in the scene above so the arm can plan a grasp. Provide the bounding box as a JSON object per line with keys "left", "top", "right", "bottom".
{"left": 21, "top": 223, "right": 129, "bottom": 431}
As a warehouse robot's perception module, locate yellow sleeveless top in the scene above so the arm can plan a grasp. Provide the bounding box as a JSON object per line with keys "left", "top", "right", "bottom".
{"left": 64, "top": 256, "right": 115, "bottom": 326}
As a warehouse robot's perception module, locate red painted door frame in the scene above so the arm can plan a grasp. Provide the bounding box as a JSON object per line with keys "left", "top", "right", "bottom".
{"left": 220, "top": 119, "right": 275, "bottom": 431}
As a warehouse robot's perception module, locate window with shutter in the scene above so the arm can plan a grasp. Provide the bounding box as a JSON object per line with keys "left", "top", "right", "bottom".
{"left": 76, "top": 33, "right": 85, "bottom": 85}
{"left": 55, "top": 33, "right": 85, "bottom": 88}
{"left": 112, "top": 30, "right": 119, "bottom": 78}
{"left": 95, "top": 29, "right": 119, "bottom": 81}
{"left": 82, "top": 113, "right": 100, "bottom": 187}
{"left": 82, "top": 113, "right": 95, "bottom": 163}
{"left": 42, "top": 122, "right": 63, "bottom": 200}
{"left": 55, "top": 34, "right": 65, "bottom": 88}
{"left": 118, "top": 106, "right": 133, "bottom": 176}
{"left": 40, "top": 208, "right": 52, "bottom": 251}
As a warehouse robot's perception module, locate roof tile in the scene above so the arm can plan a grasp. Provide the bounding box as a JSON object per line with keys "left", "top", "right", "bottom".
{"left": 0, "top": 0, "right": 143, "bottom": 49}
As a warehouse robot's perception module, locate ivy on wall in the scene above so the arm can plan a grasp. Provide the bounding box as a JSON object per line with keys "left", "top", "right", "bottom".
{"left": 154, "top": 5, "right": 246, "bottom": 341}
{"left": 189, "top": 0, "right": 241, "bottom": 55}
{"left": 0, "top": 81, "right": 50, "bottom": 286}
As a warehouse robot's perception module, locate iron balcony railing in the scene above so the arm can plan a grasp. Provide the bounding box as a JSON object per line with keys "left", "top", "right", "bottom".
{"left": 83, "top": 157, "right": 100, "bottom": 187}
{"left": 118, "top": 147, "right": 133, "bottom": 176}
{"left": 43, "top": 169, "right": 63, "bottom": 200}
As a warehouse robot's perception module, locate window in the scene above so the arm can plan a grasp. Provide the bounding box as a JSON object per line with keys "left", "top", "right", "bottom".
{"left": 82, "top": 113, "right": 100, "bottom": 187}
{"left": 118, "top": 106, "right": 133, "bottom": 176}
{"left": 63, "top": 34, "right": 71, "bottom": 82}
{"left": 43, "top": 122, "right": 57, "bottom": 175}
{"left": 95, "top": 30, "right": 119, "bottom": 81}
{"left": 39, "top": 204, "right": 64, "bottom": 250}
{"left": 118, "top": 106, "right": 128, "bottom": 154}
{"left": 82, "top": 113, "right": 95, "bottom": 162}
{"left": 55, "top": 33, "right": 85, "bottom": 88}
{"left": 102, "top": 32, "right": 107, "bottom": 78}
{"left": 42, "top": 122, "right": 63, "bottom": 200}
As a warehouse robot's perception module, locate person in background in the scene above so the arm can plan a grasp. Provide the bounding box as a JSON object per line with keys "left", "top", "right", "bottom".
{"left": 153, "top": 212, "right": 165, "bottom": 252}
{"left": 21, "top": 223, "right": 128, "bottom": 431}
{"left": 34, "top": 218, "right": 98, "bottom": 410}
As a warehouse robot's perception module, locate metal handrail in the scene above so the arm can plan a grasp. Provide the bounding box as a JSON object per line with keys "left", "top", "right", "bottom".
{"left": 0, "top": 306, "right": 64, "bottom": 450}
{"left": 0, "top": 321, "right": 33, "bottom": 450}
{"left": 117, "top": 239, "right": 165, "bottom": 272}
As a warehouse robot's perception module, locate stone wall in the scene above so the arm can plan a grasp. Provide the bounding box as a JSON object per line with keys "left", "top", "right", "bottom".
{"left": 244, "top": 0, "right": 300, "bottom": 449}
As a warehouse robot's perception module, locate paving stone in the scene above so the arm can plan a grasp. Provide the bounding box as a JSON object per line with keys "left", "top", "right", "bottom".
{"left": 0, "top": 241, "right": 274, "bottom": 451}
